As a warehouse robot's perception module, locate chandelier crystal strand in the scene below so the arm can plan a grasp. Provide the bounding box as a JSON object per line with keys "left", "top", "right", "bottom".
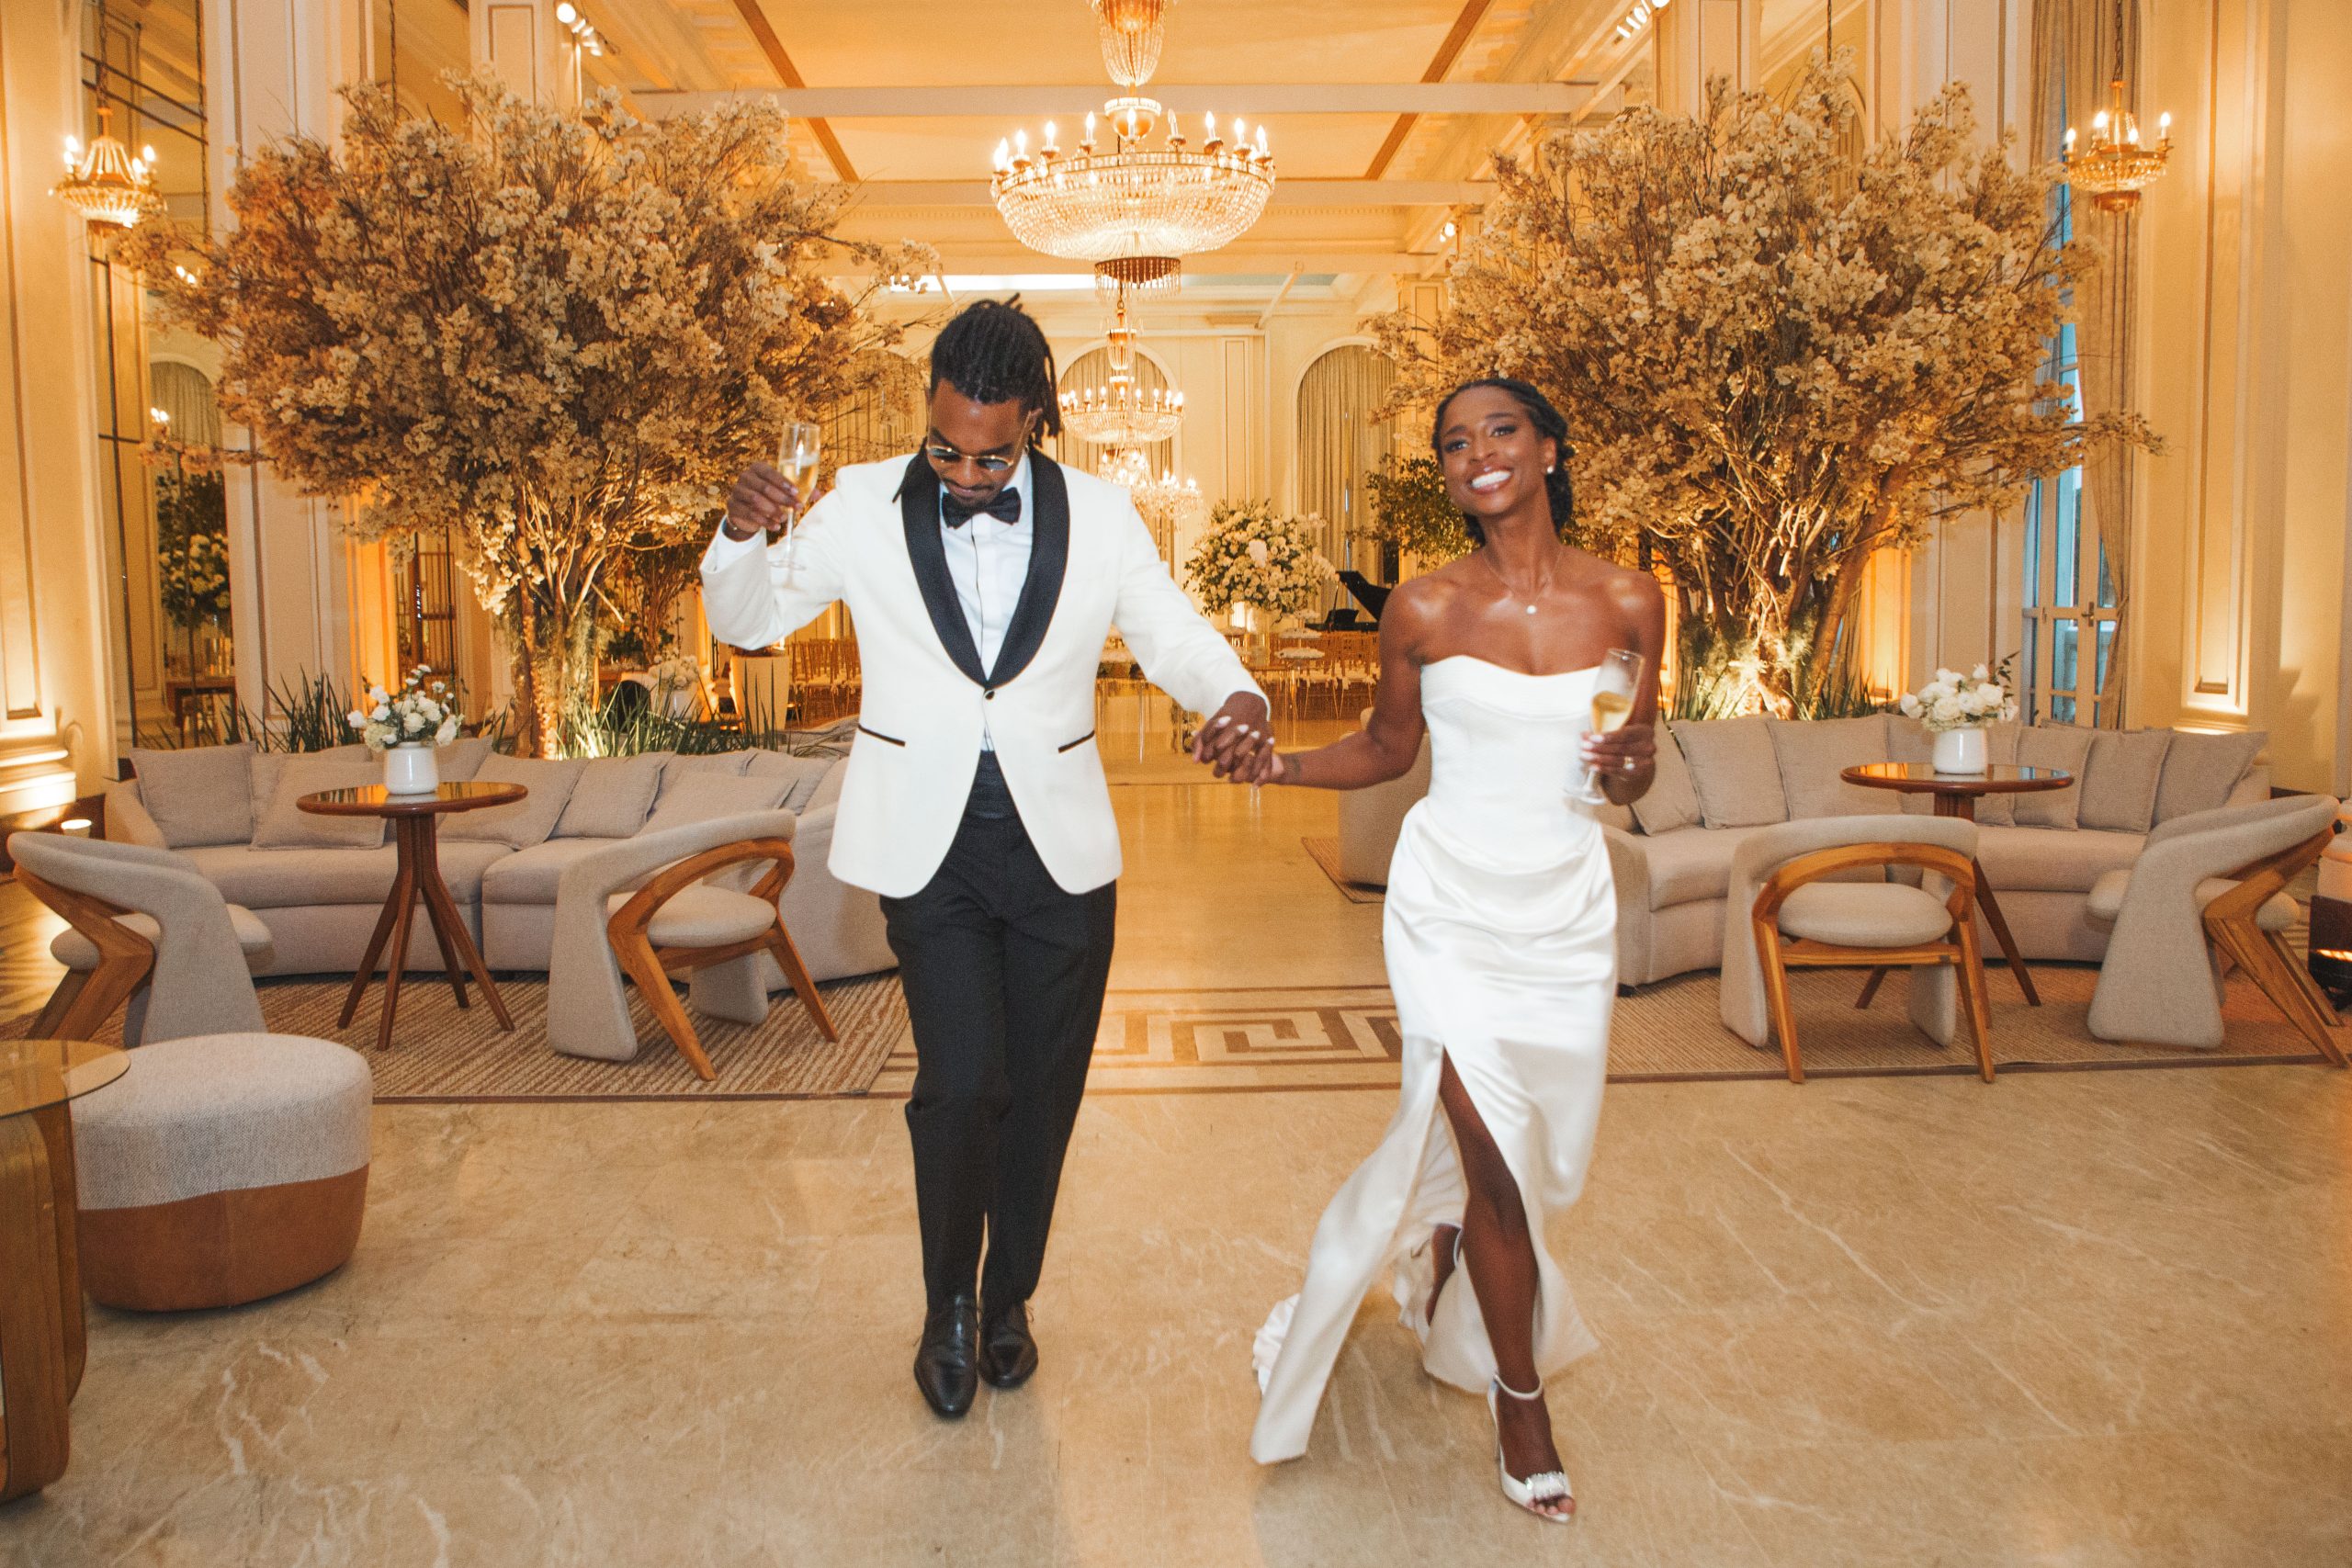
{"left": 1092, "top": 0, "right": 1171, "bottom": 90}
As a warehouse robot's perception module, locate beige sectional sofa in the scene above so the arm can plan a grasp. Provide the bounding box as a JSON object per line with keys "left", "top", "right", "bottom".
{"left": 102, "top": 732, "right": 896, "bottom": 986}
{"left": 1334, "top": 711, "right": 2270, "bottom": 986}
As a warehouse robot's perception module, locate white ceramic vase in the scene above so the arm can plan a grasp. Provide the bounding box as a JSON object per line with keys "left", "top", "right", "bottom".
{"left": 1931, "top": 726, "right": 1988, "bottom": 774}
{"left": 383, "top": 742, "right": 440, "bottom": 795}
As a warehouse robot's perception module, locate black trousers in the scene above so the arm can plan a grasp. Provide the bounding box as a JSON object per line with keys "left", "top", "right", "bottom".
{"left": 879, "top": 757, "right": 1117, "bottom": 1310}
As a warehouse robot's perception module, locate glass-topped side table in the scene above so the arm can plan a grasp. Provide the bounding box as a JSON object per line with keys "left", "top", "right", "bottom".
{"left": 1, "top": 1038, "right": 128, "bottom": 1502}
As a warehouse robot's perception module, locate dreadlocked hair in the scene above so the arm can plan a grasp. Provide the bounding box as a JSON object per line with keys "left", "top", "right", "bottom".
{"left": 929, "top": 298, "right": 1061, "bottom": 446}
{"left": 1428, "top": 377, "right": 1575, "bottom": 548}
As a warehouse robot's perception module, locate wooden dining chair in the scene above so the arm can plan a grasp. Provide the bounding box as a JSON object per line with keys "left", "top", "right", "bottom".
{"left": 1722, "top": 818, "right": 1995, "bottom": 1084}
{"left": 603, "top": 836, "right": 839, "bottom": 1081}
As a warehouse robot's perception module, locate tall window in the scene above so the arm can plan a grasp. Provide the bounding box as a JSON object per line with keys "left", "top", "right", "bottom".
{"left": 1295, "top": 344, "right": 1396, "bottom": 607}
{"left": 2018, "top": 181, "right": 2117, "bottom": 722}
{"left": 84, "top": 0, "right": 213, "bottom": 750}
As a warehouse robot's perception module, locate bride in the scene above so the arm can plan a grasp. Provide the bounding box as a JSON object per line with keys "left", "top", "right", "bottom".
{"left": 1238, "top": 378, "right": 1661, "bottom": 1519}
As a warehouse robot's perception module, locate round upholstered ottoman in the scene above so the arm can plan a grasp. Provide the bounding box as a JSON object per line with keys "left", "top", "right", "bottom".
{"left": 72, "top": 1032, "right": 371, "bottom": 1312}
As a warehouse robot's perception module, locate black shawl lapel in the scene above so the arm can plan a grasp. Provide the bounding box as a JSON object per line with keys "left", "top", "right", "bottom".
{"left": 895, "top": 453, "right": 988, "bottom": 686}
{"left": 987, "top": 453, "right": 1069, "bottom": 687}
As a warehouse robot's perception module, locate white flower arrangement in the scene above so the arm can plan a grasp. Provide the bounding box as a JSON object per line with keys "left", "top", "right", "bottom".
{"left": 647, "top": 653, "right": 700, "bottom": 694}
{"left": 349, "top": 666, "right": 465, "bottom": 751}
{"left": 1183, "top": 500, "right": 1337, "bottom": 619}
{"left": 1898, "top": 665, "right": 2015, "bottom": 733}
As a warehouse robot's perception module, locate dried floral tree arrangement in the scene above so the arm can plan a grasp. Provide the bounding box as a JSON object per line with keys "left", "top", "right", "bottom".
{"left": 1376, "top": 57, "right": 2153, "bottom": 715}
{"left": 128, "top": 76, "right": 930, "bottom": 753}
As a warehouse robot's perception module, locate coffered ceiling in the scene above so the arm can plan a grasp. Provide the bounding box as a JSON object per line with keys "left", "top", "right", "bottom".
{"left": 571, "top": 0, "right": 1659, "bottom": 301}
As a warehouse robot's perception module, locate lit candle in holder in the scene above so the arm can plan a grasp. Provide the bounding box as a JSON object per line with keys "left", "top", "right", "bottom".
{"left": 1043, "top": 121, "right": 1059, "bottom": 158}
{"left": 1082, "top": 111, "right": 1098, "bottom": 153}
{"left": 1203, "top": 112, "right": 1223, "bottom": 153}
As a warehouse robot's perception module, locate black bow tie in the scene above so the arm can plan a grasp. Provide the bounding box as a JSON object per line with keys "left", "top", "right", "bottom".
{"left": 942, "top": 488, "right": 1021, "bottom": 529}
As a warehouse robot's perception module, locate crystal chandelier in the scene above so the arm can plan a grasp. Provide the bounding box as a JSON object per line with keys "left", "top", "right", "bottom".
{"left": 2062, "top": 3, "right": 2171, "bottom": 214}
{"left": 991, "top": 1, "right": 1274, "bottom": 275}
{"left": 52, "top": 102, "right": 162, "bottom": 231}
{"left": 1057, "top": 286, "right": 1186, "bottom": 446}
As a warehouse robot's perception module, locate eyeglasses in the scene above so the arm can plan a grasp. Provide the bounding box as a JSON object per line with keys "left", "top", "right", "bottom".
{"left": 922, "top": 443, "right": 1023, "bottom": 474}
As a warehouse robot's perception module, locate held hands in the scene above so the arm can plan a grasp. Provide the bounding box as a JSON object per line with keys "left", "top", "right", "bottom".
{"left": 1579, "top": 720, "right": 1657, "bottom": 792}
{"left": 1193, "top": 694, "right": 1279, "bottom": 782}
{"left": 721, "top": 462, "right": 804, "bottom": 541}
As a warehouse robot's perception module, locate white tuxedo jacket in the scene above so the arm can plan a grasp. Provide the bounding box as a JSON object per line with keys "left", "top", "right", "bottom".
{"left": 701, "top": 452, "right": 1259, "bottom": 897}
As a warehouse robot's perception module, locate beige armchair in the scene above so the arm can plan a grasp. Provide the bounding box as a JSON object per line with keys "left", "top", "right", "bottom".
{"left": 1720, "top": 817, "right": 1991, "bottom": 1082}
{"left": 2086, "top": 795, "right": 2345, "bottom": 1061}
{"left": 1335, "top": 720, "right": 1432, "bottom": 886}
{"left": 8, "top": 832, "right": 269, "bottom": 1045}
{"left": 544, "top": 810, "right": 838, "bottom": 1079}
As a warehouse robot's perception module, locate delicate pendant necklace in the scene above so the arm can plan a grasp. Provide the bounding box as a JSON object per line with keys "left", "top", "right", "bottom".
{"left": 1482, "top": 547, "right": 1556, "bottom": 615}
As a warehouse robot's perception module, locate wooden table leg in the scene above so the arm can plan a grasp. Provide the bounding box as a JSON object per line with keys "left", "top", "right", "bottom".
{"left": 340, "top": 866, "right": 407, "bottom": 1029}
{"left": 0, "top": 1113, "right": 73, "bottom": 1503}
{"left": 408, "top": 819, "right": 472, "bottom": 1011}
{"left": 1928, "top": 792, "right": 2041, "bottom": 1006}
{"left": 371, "top": 853, "right": 420, "bottom": 1054}
{"left": 412, "top": 818, "right": 514, "bottom": 1032}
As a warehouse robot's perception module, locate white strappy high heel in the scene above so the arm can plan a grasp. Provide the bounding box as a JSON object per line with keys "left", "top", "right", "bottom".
{"left": 1487, "top": 1376, "right": 1575, "bottom": 1522}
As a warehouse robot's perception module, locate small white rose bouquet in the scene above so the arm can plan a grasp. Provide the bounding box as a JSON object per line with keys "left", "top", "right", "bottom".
{"left": 1898, "top": 665, "right": 2015, "bottom": 733}
{"left": 350, "top": 665, "right": 465, "bottom": 752}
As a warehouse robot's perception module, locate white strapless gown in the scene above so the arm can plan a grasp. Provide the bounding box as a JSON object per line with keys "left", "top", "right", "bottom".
{"left": 1250, "top": 656, "right": 1616, "bottom": 1464}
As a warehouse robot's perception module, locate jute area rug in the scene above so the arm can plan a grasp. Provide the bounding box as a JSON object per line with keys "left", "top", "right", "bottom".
{"left": 865, "top": 965, "right": 2332, "bottom": 1096}
{"left": 10, "top": 974, "right": 907, "bottom": 1102}
{"left": 1301, "top": 838, "right": 1385, "bottom": 906}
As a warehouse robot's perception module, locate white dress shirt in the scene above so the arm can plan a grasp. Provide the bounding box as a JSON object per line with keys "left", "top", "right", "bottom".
{"left": 710, "top": 456, "right": 1035, "bottom": 747}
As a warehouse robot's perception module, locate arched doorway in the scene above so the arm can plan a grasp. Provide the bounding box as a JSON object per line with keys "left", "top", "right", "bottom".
{"left": 1295, "top": 344, "right": 1397, "bottom": 610}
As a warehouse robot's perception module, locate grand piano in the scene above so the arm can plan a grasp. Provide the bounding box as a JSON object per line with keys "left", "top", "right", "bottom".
{"left": 1324, "top": 570, "right": 1391, "bottom": 627}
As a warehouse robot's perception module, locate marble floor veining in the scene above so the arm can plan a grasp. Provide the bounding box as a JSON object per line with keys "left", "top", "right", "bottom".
{"left": 4, "top": 782, "right": 2350, "bottom": 1566}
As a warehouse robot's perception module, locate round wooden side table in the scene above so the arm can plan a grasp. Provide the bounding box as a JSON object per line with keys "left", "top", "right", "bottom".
{"left": 1842, "top": 762, "right": 2073, "bottom": 1006}
{"left": 299, "top": 782, "right": 526, "bottom": 1052}
{"left": 0, "top": 1038, "right": 128, "bottom": 1502}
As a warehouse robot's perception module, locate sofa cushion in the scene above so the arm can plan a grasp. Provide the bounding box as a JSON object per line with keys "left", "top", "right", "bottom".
{"left": 747, "top": 750, "right": 835, "bottom": 814}
{"left": 554, "top": 753, "right": 671, "bottom": 839}
{"left": 437, "top": 735, "right": 497, "bottom": 782}
{"left": 1632, "top": 725, "right": 1702, "bottom": 835}
{"left": 1637, "top": 824, "right": 1771, "bottom": 909}
{"left": 664, "top": 750, "right": 755, "bottom": 782}
{"left": 807, "top": 758, "right": 850, "bottom": 816}
{"left": 2078, "top": 729, "right": 2173, "bottom": 833}
{"left": 181, "top": 840, "right": 513, "bottom": 909}
{"left": 249, "top": 745, "right": 371, "bottom": 817}
{"left": 1965, "top": 726, "right": 2027, "bottom": 825}
{"left": 2154, "top": 730, "right": 2266, "bottom": 824}
{"left": 1887, "top": 718, "right": 1936, "bottom": 814}
{"left": 442, "top": 755, "right": 584, "bottom": 849}
{"left": 482, "top": 837, "right": 625, "bottom": 906}
{"left": 1973, "top": 824, "right": 2145, "bottom": 895}
{"left": 1767, "top": 715, "right": 1897, "bottom": 819}
{"left": 2012, "top": 724, "right": 2096, "bottom": 829}
{"left": 251, "top": 751, "right": 389, "bottom": 850}
{"left": 641, "top": 771, "right": 795, "bottom": 835}
{"left": 1671, "top": 716, "right": 1787, "bottom": 829}
{"left": 127, "top": 743, "right": 255, "bottom": 849}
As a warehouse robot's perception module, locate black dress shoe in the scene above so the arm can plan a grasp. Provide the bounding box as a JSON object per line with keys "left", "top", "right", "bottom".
{"left": 913, "top": 1294, "right": 980, "bottom": 1418}
{"left": 978, "top": 1300, "right": 1038, "bottom": 1389}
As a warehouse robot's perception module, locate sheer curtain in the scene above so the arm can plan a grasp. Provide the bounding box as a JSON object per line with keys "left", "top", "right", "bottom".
{"left": 820, "top": 351, "right": 924, "bottom": 469}
{"left": 1295, "top": 344, "right": 1396, "bottom": 609}
{"left": 2034, "top": 0, "right": 2142, "bottom": 727}
{"left": 148, "top": 361, "right": 220, "bottom": 448}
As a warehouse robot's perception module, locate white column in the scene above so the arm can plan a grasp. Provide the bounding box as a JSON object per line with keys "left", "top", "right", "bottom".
{"left": 0, "top": 0, "right": 112, "bottom": 803}
{"left": 204, "top": 0, "right": 387, "bottom": 722}
{"left": 472, "top": 1, "right": 582, "bottom": 111}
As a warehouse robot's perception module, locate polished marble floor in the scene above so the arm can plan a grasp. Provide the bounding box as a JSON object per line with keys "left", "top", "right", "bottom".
{"left": 4, "top": 782, "right": 2349, "bottom": 1566}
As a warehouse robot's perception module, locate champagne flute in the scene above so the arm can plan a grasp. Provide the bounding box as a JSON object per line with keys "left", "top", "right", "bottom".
{"left": 775, "top": 422, "right": 821, "bottom": 577}
{"left": 1575, "top": 648, "right": 1645, "bottom": 805}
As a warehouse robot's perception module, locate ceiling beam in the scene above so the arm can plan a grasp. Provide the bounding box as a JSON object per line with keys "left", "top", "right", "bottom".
{"left": 632, "top": 82, "right": 1605, "bottom": 119}
{"left": 840, "top": 179, "right": 1494, "bottom": 208}
{"left": 726, "top": 0, "right": 857, "bottom": 183}
{"left": 1366, "top": 0, "right": 1497, "bottom": 180}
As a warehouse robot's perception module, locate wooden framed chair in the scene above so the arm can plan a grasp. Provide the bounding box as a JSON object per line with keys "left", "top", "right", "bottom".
{"left": 2086, "top": 795, "right": 2346, "bottom": 1063}
{"left": 544, "top": 810, "right": 838, "bottom": 1081}
{"left": 1719, "top": 817, "right": 1994, "bottom": 1083}
{"left": 605, "top": 836, "right": 839, "bottom": 1080}
{"left": 8, "top": 832, "right": 270, "bottom": 1046}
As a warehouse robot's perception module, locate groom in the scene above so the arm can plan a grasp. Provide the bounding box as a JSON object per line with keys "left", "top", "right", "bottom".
{"left": 702, "top": 300, "right": 1272, "bottom": 1417}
